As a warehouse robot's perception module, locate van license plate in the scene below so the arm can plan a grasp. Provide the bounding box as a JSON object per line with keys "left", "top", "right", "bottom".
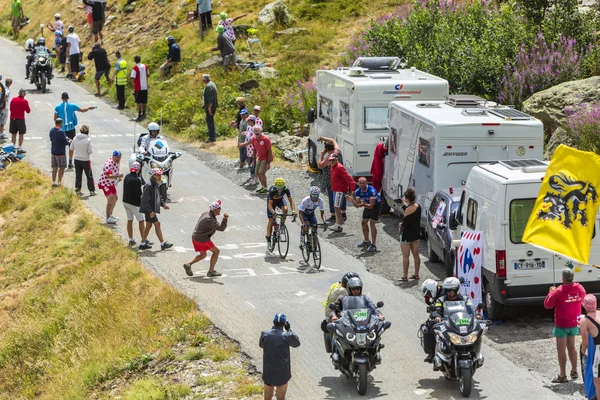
{"left": 514, "top": 261, "right": 545, "bottom": 270}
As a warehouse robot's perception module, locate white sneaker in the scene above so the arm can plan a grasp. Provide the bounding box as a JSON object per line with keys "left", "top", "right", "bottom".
{"left": 106, "top": 216, "right": 118, "bottom": 224}
{"left": 331, "top": 224, "right": 343, "bottom": 232}
{"left": 110, "top": 215, "right": 119, "bottom": 221}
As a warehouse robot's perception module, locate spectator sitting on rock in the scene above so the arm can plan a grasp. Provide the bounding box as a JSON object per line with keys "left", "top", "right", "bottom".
{"left": 159, "top": 36, "right": 180, "bottom": 78}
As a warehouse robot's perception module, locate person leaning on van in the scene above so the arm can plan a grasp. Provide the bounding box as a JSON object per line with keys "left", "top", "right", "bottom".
{"left": 397, "top": 187, "right": 421, "bottom": 282}
{"left": 317, "top": 136, "right": 347, "bottom": 221}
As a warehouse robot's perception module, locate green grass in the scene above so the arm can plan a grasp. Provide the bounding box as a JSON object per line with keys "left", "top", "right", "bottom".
{"left": 122, "top": 377, "right": 191, "bottom": 400}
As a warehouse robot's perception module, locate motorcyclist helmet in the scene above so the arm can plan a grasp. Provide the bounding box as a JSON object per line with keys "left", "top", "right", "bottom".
{"left": 341, "top": 272, "right": 360, "bottom": 287}
{"left": 421, "top": 279, "right": 438, "bottom": 299}
{"left": 25, "top": 38, "right": 34, "bottom": 50}
{"left": 309, "top": 186, "right": 320, "bottom": 197}
{"left": 37, "top": 37, "right": 46, "bottom": 46}
{"left": 346, "top": 277, "right": 363, "bottom": 295}
{"left": 274, "top": 177, "right": 285, "bottom": 189}
{"left": 441, "top": 277, "right": 461, "bottom": 295}
{"left": 148, "top": 122, "right": 160, "bottom": 136}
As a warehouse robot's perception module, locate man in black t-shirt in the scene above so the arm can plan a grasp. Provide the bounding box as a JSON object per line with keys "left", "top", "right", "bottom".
{"left": 122, "top": 161, "right": 146, "bottom": 247}
{"left": 87, "top": 42, "right": 112, "bottom": 96}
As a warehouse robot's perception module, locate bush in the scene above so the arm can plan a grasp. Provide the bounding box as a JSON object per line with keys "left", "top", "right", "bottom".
{"left": 566, "top": 103, "right": 600, "bottom": 154}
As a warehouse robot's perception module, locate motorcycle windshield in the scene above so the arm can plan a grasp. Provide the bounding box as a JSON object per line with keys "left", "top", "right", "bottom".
{"left": 342, "top": 297, "right": 372, "bottom": 330}
{"left": 443, "top": 301, "right": 469, "bottom": 317}
{"left": 149, "top": 140, "right": 169, "bottom": 159}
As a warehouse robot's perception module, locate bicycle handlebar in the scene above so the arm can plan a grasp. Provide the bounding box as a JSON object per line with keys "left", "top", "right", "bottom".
{"left": 275, "top": 212, "right": 297, "bottom": 223}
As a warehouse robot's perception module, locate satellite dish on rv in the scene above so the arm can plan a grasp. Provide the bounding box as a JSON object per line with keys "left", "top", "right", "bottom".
{"left": 348, "top": 67, "right": 368, "bottom": 77}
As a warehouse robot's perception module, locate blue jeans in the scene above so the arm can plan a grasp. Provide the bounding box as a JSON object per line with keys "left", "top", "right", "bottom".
{"left": 239, "top": 146, "right": 247, "bottom": 162}
{"left": 327, "top": 188, "right": 346, "bottom": 214}
{"left": 206, "top": 110, "right": 216, "bottom": 141}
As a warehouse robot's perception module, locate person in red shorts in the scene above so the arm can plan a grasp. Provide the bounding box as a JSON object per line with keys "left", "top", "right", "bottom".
{"left": 183, "top": 200, "right": 228, "bottom": 277}
{"left": 98, "top": 150, "right": 123, "bottom": 224}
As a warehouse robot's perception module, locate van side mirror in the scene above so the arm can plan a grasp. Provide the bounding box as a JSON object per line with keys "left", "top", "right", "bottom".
{"left": 307, "top": 108, "right": 315, "bottom": 123}
{"left": 449, "top": 210, "right": 458, "bottom": 230}
{"left": 376, "top": 301, "right": 384, "bottom": 308}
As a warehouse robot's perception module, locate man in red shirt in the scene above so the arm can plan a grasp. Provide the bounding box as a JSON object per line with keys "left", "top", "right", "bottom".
{"left": 130, "top": 54, "right": 149, "bottom": 121}
{"left": 239, "top": 125, "right": 273, "bottom": 193}
{"left": 9, "top": 88, "right": 30, "bottom": 154}
{"left": 329, "top": 153, "right": 356, "bottom": 232}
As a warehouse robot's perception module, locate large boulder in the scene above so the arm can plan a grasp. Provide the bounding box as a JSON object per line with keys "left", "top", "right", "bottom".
{"left": 258, "top": 67, "right": 279, "bottom": 79}
{"left": 522, "top": 76, "right": 600, "bottom": 134}
{"left": 196, "top": 56, "right": 223, "bottom": 70}
{"left": 544, "top": 127, "right": 575, "bottom": 160}
{"left": 258, "top": 0, "right": 292, "bottom": 26}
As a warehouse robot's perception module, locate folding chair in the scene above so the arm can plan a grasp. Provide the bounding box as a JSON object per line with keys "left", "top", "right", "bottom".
{"left": 247, "top": 38, "right": 264, "bottom": 57}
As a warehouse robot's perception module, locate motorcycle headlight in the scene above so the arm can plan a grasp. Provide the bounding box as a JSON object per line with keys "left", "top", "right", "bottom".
{"left": 346, "top": 332, "right": 356, "bottom": 342}
{"left": 38, "top": 57, "right": 45, "bottom": 62}
{"left": 356, "top": 333, "right": 367, "bottom": 346}
{"left": 367, "top": 331, "right": 377, "bottom": 341}
{"left": 163, "top": 159, "right": 172, "bottom": 169}
{"left": 448, "top": 332, "right": 479, "bottom": 345}
{"left": 150, "top": 161, "right": 159, "bottom": 169}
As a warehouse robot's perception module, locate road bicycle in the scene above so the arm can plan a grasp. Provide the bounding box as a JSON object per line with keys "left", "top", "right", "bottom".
{"left": 0, "top": 145, "right": 25, "bottom": 170}
{"left": 300, "top": 222, "right": 328, "bottom": 269}
{"left": 267, "top": 212, "right": 296, "bottom": 259}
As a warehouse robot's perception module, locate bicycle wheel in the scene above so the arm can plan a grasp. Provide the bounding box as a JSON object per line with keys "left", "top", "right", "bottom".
{"left": 0, "top": 156, "right": 11, "bottom": 169}
{"left": 300, "top": 231, "right": 310, "bottom": 262}
{"left": 313, "top": 234, "right": 322, "bottom": 269}
{"left": 277, "top": 224, "right": 289, "bottom": 259}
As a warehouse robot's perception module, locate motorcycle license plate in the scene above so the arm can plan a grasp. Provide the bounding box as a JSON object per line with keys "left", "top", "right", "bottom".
{"left": 514, "top": 261, "right": 545, "bottom": 270}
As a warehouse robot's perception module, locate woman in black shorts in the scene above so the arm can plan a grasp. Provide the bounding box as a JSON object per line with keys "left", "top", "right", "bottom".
{"left": 398, "top": 187, "right": 421, "bottom": 281}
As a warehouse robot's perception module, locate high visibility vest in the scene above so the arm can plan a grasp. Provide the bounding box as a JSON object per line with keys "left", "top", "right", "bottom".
{"left": 115, "top": 58, "right": 128, "bottom": 86}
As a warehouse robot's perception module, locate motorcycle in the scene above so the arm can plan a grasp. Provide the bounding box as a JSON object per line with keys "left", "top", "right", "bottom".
{"left": 130, "top": 133, "right": 182, "bottom": 202}
{"left": 326, "top": 297, "right": 391, "bottom": 396}
{"left": 29, "top": 49, "right": 54, "bottom": 93}
{"left": 426, "top": 300, "right": 490, "bottom": 398}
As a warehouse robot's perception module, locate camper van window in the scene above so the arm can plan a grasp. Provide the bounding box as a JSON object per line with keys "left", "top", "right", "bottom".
{"left": 466, "top": 198, "right": 478, "bottom": 229}
{"left": 340, "top": 101, "right": 350, "bottom": 127}
{"left": 319, "top": 96, "right": 333, "bottom": 123}
{"left": 418, "top": 137, "right": 431, "bottom": 167}
{"left": 509, "top": 198, "right": 535, "bottom": 243}
{"left": 364, "top": 107, "right": 389, "bottom": 131}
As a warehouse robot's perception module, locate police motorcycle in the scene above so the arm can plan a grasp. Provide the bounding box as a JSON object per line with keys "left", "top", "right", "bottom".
{"left": 326, "top": 296, "right": 391, "bottom": 396}
{"left": 129, "top": 122, "right": 181, "bottom": 202}
{"left": 26, "top": 38, "right": 55, "bottom": 93}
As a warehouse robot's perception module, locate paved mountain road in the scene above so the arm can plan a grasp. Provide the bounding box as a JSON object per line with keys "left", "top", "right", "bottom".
{"left": 0, "top": 37, "right": 561, "bottom": 399}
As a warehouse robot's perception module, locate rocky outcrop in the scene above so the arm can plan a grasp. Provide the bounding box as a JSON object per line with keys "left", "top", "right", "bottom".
{"left": 544, "top": 127, "right": 575, "bottom": 160}
{"left": 269, "top": 132, "right": 309, "bottom": 162}
{"left": 258, "top": 1, "right": 292, "bottom": 26}
{"left": 196, "top": 56, "right": 223, "bottom": 70}
{"left": 275, "top": 28, "right": 307, "bottom": 35}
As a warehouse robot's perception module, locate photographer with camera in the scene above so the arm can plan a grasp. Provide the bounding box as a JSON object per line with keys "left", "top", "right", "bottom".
{"left": 259, "top": 313, "right": 300, "bottom": 400}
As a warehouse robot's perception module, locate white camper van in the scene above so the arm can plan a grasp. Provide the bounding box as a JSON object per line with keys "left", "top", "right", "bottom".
{"left": 454, "top": 160, "right": 600, "bottom": 319}
{"left": 307, "top": 57, "right": 449, "bottom": 178}
{"left": 382, "top": 95, "right": 544, "bottom": 232}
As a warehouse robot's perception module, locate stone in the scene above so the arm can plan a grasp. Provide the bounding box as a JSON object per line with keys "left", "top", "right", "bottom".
{"left": 258, "top": 0, "right": 292, "bottom": 26}
{"left": 184, "top": 69, "right": 196, "bottom": 76}
{"left": 278, "top": 131, "right": 289, "bottom": 137}
{"left": 239, "top": 79, "right": 259, "bottom": 91}
{"left": 544, "top": 127, "right": 575, "bottom": 160}
{"left": 579, "top": 0, "right": 596, "bottom": 13}
{"left": 522, "top": 76, "right": 600, "bottom": 134}
{"left": 258, "top": 67, "right": 279, "bottom": 79}
{"left": 275, "top": 27, "right": 307, "bottom": 35}
{"left": 104, "top": 15, "right": 116, "bottom": 26}
{"left": 123, "top": 1, "right": 136, "bottom": 13}
{"left": 196, "top": 56, "right": 223, "bottom": 70}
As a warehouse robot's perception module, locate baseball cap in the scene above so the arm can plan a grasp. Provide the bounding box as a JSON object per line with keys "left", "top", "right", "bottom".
{"left": 248, "top": 115, "right": 257, "bottom": 121}
{"left": 112, "top": 150, "right": 122, "bottom": 157}
{"left": 54, "top": 13, "right": 61, "bottom": 18}
{"left": 562, "top": 267, "right": 574, "bottom": 283}
{"left": 273, "top": 313, "right": 287, "bottom": 324}
{"left": 209, "top": 200, "right": 222, "bottom": 211}
{"left": 68, "top": 25, "right": 74, "bottom": 32}
{"left": 61, "top": 92, "right": 69, "bottom": 99}
{"left": 151, "top": 168, "right": 163, "bottom": 176}
{"left": 240, "top": 108, "right": 248, "bottom": 115}
{"left": 254, "top": 105, "right": 261, "bottom": 111}
{"left": 130, "top": 161, "right": 141, "bottom": 173}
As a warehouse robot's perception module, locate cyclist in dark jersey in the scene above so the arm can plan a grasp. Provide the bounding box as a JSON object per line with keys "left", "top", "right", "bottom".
{"left": 266, "top": 177, "right": 296, "bottom": 244}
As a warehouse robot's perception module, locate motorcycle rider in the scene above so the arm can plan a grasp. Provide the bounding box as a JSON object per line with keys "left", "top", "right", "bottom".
{"left": 420, "top": 279, "right": 444, "bottom": 363}
{"left": 330, "top": 277, "right": 383, "bottom": 321}
{"left": 321, "top": 272, "right": 360, "bottom": 353}
{"left": 26, "top": 37, "right": 52, "bottom": 80}
{"left": 139, "top": 122, "right": 163, "bottom": 154}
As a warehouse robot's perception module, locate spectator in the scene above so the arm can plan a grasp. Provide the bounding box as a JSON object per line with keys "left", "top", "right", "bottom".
{"left": 159, "top": 36, "right": 180, "bottom": 78}
{"left": 241, "top": 115, "right": 257, "bottom": 185}
{"left": 66, "top": 26, "right": 81, "bottom": 79}
{"left": 9, "top": 88, "right": 29, "bottom": 154}
{"left": 197, "top": 0, "right": 212, "bottom": 31}
{"left": 130, "top": 55, "right": 149, "bottom": 121}
{"left": 138, "top": 168, "right": 173, "bottom": 250}
{"left": 212, "top": 25, "right": 236, "bottom": 73}
{"left": 49, "top": 118, "right": 71, "bottom": 187}
{"left": 317, "top": 136, "right": 345, "bottom": 221}
{"left": 253, "top": 105, "right": 263, "bottom": 128}
{"left": 0, "top": 75, "right": 5, "bottom": 140}
{"left": 236, "top": 108, "right": 248, "bottom": 169}
{"left": 83, "top": 0, "right": 104, "bottom": 44}
{"left": 113, "top": 50, "right": 127, "bottom": 110}
{"left": 70, "top": 125, "right": 95, "bottom": 196}
{"left": 183, "top": 200, "right": 228, "bottom": 277}
{"left": 580, "top": 294, "right": 599, "bottom": 399}
{"left": 370, "top": 142, "right": 387, "bottom": 193}
{"left": 232, "top": 97, "right": 246, "bottom": 128}
{"left": 54, "top": 92, "right": 95, "bottom": 168}
{"left": 87, "top": 42, "right": 112, "bottom": 96}
{"left": 98, "top": 150, "right": 123, "bottom": 224}
{"left": 58, "top": 31, "right": 67, "bottom": 73}
{"left": 347, "top": 177, "right": 381, "bottom": 252}
{"left": 11, "top": 0, "right": 24, "bottom": 39}
{"left": 122, "top": 161, "right": 145, "bottom": 246}
{"left": 217, "top": 12, "right": 247, "bottom": 44}
{"left": 47, "top": 13, "right": 64, "bottom": 33}
{"left": 544, "top": 268, "right": 586, "bottom": 383}
{"left": 76, "top": 2, "right": 93, "bottom": 40}
{"left": 259, "top": 313, "right": 300, "bottom": 400}
{"left": 0, "top": 77, "right": 11, "bottom": 140}
{"left": 201, "top": 74, "right": 218, "bottom": 142}
{"left": 398, "top": 187, "right": 421, "bottom": 281}
{"left": 53, "top": 31, "right": 62, "bottom": 65}
{"left": 328, "top": 153, "right": 355, "bottom": 232}
{"left": 239, "top": 125, "right": 272, "bottom": 193}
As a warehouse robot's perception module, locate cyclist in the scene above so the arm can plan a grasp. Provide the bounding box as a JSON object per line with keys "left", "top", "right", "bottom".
{"left": 266, "top": 177, "right": 296, "bottom": 244}
{"left": 298, "top": 186, "right": 326, "bottom": 246}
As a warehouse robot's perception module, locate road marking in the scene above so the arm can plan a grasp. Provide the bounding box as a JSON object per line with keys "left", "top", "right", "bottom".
{"left": 173, "top": 246, "right": 194, "bottom": 253}
{"left": 263, "top": 267, "right": 297, "bottom": 276}
{"left": 228, "top": 268, "right": 258, "bottom": 277}
{"left": 295, "top": 291, "right": 306, "bottom": 296}
{"left": 246, "top": 301, "right": 255, "bottom": 308}
{"left": 24, "top": 136, "right": 43, "bottom": 140}
{"left": 180, "top": 229, "right": 187, "bottom": 235}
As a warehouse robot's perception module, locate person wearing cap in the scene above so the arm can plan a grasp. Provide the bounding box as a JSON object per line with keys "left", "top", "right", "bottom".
{"left": 58, "top": 31, "right": 68, "bottom": 73}
{"left": 211, "top": 25, "right": 236, "bottom": 72}
{"left": 88, "top": 42, "right": 112, "bottom": 96}
{"left": 183, "top": 200, "right": 228, "bottom": 277}
{"left": 236, "top": 108, "right": 249, "bottom": 168}
{"left": 113, "top": 51, "right": 127, "bottom": 110}
{"left": 8, "top": 88, "right": 29, "bottom": 154}
{"left": 580, "top": 294, "right": 600, "bottom": 397}
{"left": 66, "top": 26, "right": 81, "bottom": 79}
{"left": 241, "top": 115, "right": 257, "bottom": 185}
{"left": 11, "top": 0, "right": 24, "bottom": 39}
{"left": 47, "top": 13, "right": 64, "bottom": 33}
{"left": 130, "top": 55, "right": 149, "bottom": 121}
{"left": 328, "top": 153, "right": 356, "bottom": 232}
{"left": 253, "top": 105, "right": 263, "bottom": 128}
{"left": 83, "top": 0, "right": 105, "bottom": 44}
{"left": 544, "top": 267, "right": 586, "bottom": 383}
{"left": 98, "top": 150, "right": 124, "bottom": 224}
{"left": 201, "top": 74, "right": 218, "bottom": 142}
{"left": 159, "top": 36, "right": 181, "bottom": 78}
{"left": 122, "top": 161, "right": 146, "bottom": 246}
{"left": 49, "top": 118, "right": 71, "bottom": 187}
{"left": 54, "top": 92, "right": 95, "bottom": 168}
{"left": 0, "top": 77, "right": 12, "bottom": 140}
{"left": 138, "top": 168, "right": 173, "bottom": 250}
{"left": 231, "top": 96, "right": 246, "bottom": 128}
{"left": 259, "top": 313, "right": 300, "bottom": 400}
{"left": 216, "top": 12, "right": 247, "bottom": 44}
{"left": 70, "top": 125, "right": 95, "bottom": 196}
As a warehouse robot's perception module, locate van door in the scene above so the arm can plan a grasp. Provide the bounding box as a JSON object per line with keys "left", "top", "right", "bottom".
{"left": 383, "top": 108, "right": 403, "bottom": 203}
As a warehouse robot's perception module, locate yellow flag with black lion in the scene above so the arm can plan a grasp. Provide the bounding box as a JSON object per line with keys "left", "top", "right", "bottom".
{"left": 522, "top": 144, "right": 600, "bottom": 264}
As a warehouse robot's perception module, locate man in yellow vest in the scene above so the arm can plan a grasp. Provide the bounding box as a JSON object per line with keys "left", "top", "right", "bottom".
{"left": 113, "top": 50, "right": 127, "bottom": 110}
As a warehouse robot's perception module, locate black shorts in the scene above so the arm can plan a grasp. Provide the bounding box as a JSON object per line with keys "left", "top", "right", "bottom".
{"left": 144, "top": 212, "right": 158, "bottom": 223}
{"left": 69, "top": 53, "right": 80, "bottom": 65}
{"left": 267, "top": 198, "right": 287, "bottom": 218}
{"left": 135, "top": 90, "right": 148, "bottom": 104}
{"left": 65, "top": 129, "right": 76, "bottom": 140}
{"left": 59, "top": 51, "right": 67, "bottom": 64}
{"left": 362, "top": 202, "right": 381, "bottom": 221}
{"left": 94, "top": 69, "right": 110, "bottom": 81}
{"left": 9, "top": 119, "right": 26, "bottom": 134}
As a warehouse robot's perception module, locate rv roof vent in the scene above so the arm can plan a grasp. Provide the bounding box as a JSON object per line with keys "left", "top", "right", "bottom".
{"left": 499, "top": 159, "right": 547, "bottom": 170}
{"left": 370, "top": 73, "right": 392, "bottom": 79}
{"left": 418, "top": 77, "right": 428, "bottom": 80}
{"left": 352, "top": 57, "right": 401, "bottom": 71}
{"left": 348, "top": 67, "right": 368, "bottom": 77}
{"left": 488, "top": 108, "right": 532, "bottom": 121}
{"left": 445, "top": 95, "right": 486, "bottom": 108}
{"left": 462, "top": 108, "right": 488, "bottom": 117}
{"left": 416, "top": 103, "right": 441, "bottom": 108}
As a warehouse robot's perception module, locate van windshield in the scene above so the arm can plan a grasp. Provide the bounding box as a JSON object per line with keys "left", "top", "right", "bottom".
{"left": 510, "top": 198, "right": 535, "bottom": 243}
{"left": 364, "top": 107, "right": 389, "bottom": 131}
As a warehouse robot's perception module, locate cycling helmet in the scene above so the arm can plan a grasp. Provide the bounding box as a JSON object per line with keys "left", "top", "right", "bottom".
{"left": 37, "top": 37, "right": 46, "bottom": 46}
{"left": 148, "top": 122, "right": 160, "bottom": 135}
{"left": 274, "top": 178, "right": 285, "bottom": 188}
{"left": 441, "top": 277, "right": 461, "bottom": 293}
{"left": 346, "top": 277, "right": 363, "bottom": 295}
{"left": 341, "top": 272, "right": 360, "bottom": 287}
{"left": 421, "top": 279, "right": 438, "bottom": 299}
{"left": 309, "top": 186, "right": 321, "bottom": 196}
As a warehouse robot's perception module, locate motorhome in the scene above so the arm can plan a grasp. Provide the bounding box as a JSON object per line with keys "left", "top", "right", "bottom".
{"left": 307, "top": 57, "right": 449, "bottom": 178}
{"left": 454, "top": 160, "right": 600, "bottom": 319}
{"left": 382, "top": 95, "right": 544, "bottom": 232}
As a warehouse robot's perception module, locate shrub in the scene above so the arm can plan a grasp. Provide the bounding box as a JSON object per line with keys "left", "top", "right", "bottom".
{"left": 566, "top": 103, "right": 600, "bottom": 154}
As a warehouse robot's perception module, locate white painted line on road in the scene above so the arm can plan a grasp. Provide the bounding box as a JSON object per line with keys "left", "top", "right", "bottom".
{"left": 246, "top": 301, "right": 255, "bottom": 308}
{"left": 173, "top": 246, "right": 193, "bottom": 253}
{"left": 125, "top": 134, "right": 133, "bottom": 137}
{"left": 264, "top": 267, "right": 297, "bottom": 276}
{"left": 24, "top": 137, "right": 43, "bottom": 140}
{"left": 180, "top": 229, "right": 187, "bottom": 235}
{"left": 295, "top": 291, "right": 306, "bottom": 296}
{"left": 227, "top": 268, "right": 257, "bottom": 277}
{"left": 242, "top": 242, "right": 267, "bottom": 248}
{"left": 190, "top": 171, "right": 201, "bottom": 175}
